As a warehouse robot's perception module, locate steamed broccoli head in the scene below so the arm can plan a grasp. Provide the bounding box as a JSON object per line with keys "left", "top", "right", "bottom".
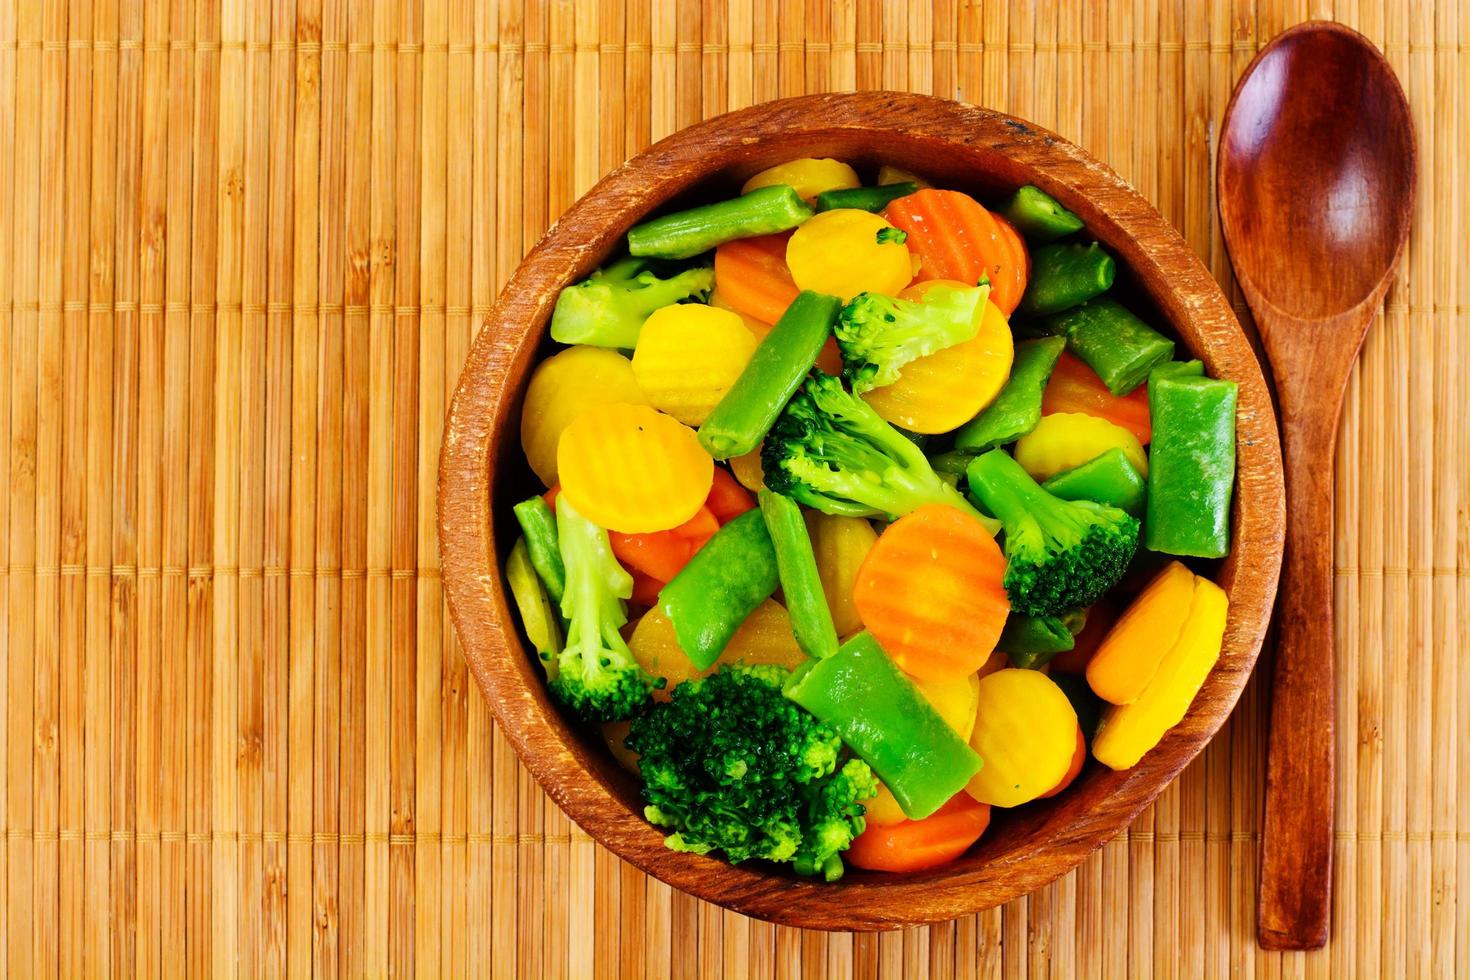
{"left": 761, "top": 371, "right": 993, "bottom": 526}
{"left": 966, "top": 448, "right": 1140, "bottom": 617}
{"left": 549, "top": 255, "right": 714, "bottom": 349}
{"left": 835, "top": 283, "right": 989, "bottom": 393}
{"left": 547, "top": 496, "right": 661, "bottom": 723}
{"left": 625, "top": 664, "right": 877, "bottom": 881}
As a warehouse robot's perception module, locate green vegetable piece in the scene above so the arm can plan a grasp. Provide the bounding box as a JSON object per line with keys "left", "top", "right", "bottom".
{"left": 1144, "top": 372, "right": 1238, "bottom": 558}
{"left": 506, "top": 538, "right": 564, "bottom": 664}
{"left": 512, "top": 496, "right": 566, "bottom": 603}
{"left": 658, "top": 510, "right": 780, "bottom": 670}
{"left": 627, "top": 185, "right": 814, "bottom": 260}
{"left": 815, "top": 182, "right": 919, "bottom": 213}
{"left": 999, "top": 185, "right": 1085, "bottom": 243}
{"left": 966, "top": 448, "right": 1139, "bottom": 617}
{"left": 548, "top": 496, "right": 660, "bottom": 722}
{"left": 698, "top": 290, "right": 841, "bottom": 459}
{"left": 784, "top": 632, "right": 983, "bottom": 820}
{"left": 1149, "top": 359, "right": 1204, "bottom": 383}
{"left": 1051, "top": 672, "right": 1105, "bottom": 745}
{"left": 762, "top": 371, "right": 998, "bottom": 531}
{"left": 1017, "top": 242, "right": 1116, "bottom": 316}
{"left": 953, "top": 336, "right": 1066, "bottom": 452}
{"left": 1041, "top": 297, "right": 1175, "bottom": 396}
{"left": 549, "top": 255, "right": 714, "bottom": 348}
{"left": 626, "top": 664, "right": 877, "bottom": 881}
{"left": 998, "top": 613, "right": 1075, "bottom": 669}
{"left": 1042, "top": 447, "right": 1148, "bottom": 517}
{"left": 757, "top": 490, "right": 839, "bottom": 660}
{"left": 835, "top": 284, "right": 988, "bottom": 393}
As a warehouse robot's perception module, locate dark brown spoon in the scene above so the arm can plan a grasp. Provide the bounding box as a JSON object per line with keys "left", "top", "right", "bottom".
{"left": 1218, "top": 21, "right": 1415, "bottom": 951}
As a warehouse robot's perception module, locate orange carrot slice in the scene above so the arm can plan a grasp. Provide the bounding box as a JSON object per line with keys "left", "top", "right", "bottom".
{"left": 852, "top": 503, "right": 1010, "bottom": 681}
{"left": 713, "top": 232, "right": 800, "bottom": 325}
{"left": 885, "top": 189, "right": 1028, "bottom": 314}
{"left": 845, "top": 792, "right": 992, "bottom": 873}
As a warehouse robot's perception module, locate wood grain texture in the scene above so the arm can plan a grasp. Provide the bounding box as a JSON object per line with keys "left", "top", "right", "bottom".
{"left": 438, "top": 91, "right": 1286, "bottom": 930}
{"left": 0, "top": 0, "right": 1463, "bottom": 974}
{"left": 1218, "top": 21, "right": 1416, "bottom": 952}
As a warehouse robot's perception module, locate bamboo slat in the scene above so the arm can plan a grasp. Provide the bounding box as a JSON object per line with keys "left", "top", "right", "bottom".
{"left": 1, "top": 1, "right": 1466, "bottom": 976}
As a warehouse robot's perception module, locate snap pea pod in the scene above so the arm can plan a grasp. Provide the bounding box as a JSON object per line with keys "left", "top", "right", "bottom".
{"left": 698, "top": 290, "right": 842, "bottom": 459}
{"left": 756, "top": 490, "right": 839, "bottom": 659}
{"left": 953, "top": 336, "right": 1066, "bottom": 452}
{"left": 506, "top": 538, "right": 564, "bottom": 665}
{"left": 1017, "top": 242, "right": 1116, "bottom": 316}
{"left": 1042, "top": 447, "right": 1148, "bottom": 517}
{"left": 512, "top": 496, "right": 566, "bottom": 603}
{"left": 627, "top": 185, "right": 813, "bottom": 260}
{"left": 784, "top": 632, "right": 983, "bottom": 819}
{"left": 814, "top": 182, "right": 918, "bottom": 213}
{"left": 999, "top": 185, "right": 1085, "bottom": 243}
{"left": 1144, "top": 371, "right": 1238, "bottom": 558}
{"left": 1040, "top": 297, "right": 1176, "bottom": 396}
{"left": 658, "top": 510, "right": 780, "bottom": 670}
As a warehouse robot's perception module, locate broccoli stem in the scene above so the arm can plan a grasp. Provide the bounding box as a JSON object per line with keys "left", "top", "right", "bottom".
{"left": 964, "top": 448, "right": 1057, "bottom": 530}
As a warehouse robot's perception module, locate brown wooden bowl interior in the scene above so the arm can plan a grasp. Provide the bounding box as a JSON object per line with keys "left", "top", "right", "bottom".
{"left": 439, "top": 92, "right": 1285, "bottom": 931}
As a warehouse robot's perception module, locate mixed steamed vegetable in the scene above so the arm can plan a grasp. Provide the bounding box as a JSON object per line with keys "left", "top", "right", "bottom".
{"left": 506, "top": 158, "right": 1239, "bottom": 880}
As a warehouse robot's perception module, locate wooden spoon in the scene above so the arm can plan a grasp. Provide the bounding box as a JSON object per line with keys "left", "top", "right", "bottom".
{"left": 1218, "top": 21, "right": 1415, "bottom": 951}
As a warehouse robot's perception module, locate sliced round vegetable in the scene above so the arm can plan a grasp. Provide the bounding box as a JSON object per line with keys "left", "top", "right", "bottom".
{"left": 556, "top": 402, "right": 713, "bottom": 534}
{"left": 786, "top": 209, "right": 914, "bottom": 301}
{"left": 1086, "top": 560, "right": 1195, "bottom": 704}
{"left": 864, "top": 782, "right": 910, "bottom": 828}
{"left": 632, "top": 303, "right": 758, "bottom": 426}
{"left": 911, "top": 670, "right": 981, "bottom": 742}
{"left": 863, "top": 285, "right": 1015, "bottom": 434}
{"left": 884, "top": 188, "right": 1028, "bottom": 314}
{"left": 1039, "top": 726, "right": 1087, "bottom": 798}
{"left": 713, "top": 232, "right": 799, "bottom": 325}
{"left": 608, "top": 506, "right": 720, "bottom": 583}
{"left": 1042, "top": 351, "right": 1152, "bottom": 444}
{"left": 965, "top": 668, "right": 1078, "bottom": 808}
{"left": 852, "top": 503, "right": 1009, "bottom": 681}
{"left": 627, "top": 600, "right": 805, "bottom": 698}
{"left": 1013, "top": 411, "right": 1149, "bottom": 483}
{"left": 805, "top": 511, "right": 879, "bottom": 638}
{"left": 845, "top": 792, "right": 992, "bottom": 873}
{"left": 520, "top": 346, "right": 650, "bottom": 486}
{"left": 741, "top": 157, "right": 861, "bottom": 203}
{"left": 705, "top": 466, "right": 756, "bottom": 522}
{"left": 728, "top": 443, "right": 766, "bottom": 492}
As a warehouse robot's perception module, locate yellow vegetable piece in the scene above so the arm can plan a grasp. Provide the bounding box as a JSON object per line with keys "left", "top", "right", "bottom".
{"left": 741, "top": 158, "right": 860, "bottom": 203}
{"left": 1092, "top": 576, "right": 1229, "bottom": 771}
{"left": 628, "top": 600, "right": 806, "bottom": 698}
{"left": 1013, "top": 412, "right": 1149, "bottom": 483}
{"left": 519, "top": 346, "right": 650, "bottom": 486}
{"left": 965, "top": 669, "right": 1078, "bottom": 808}
{"left": 865, "top": 782, "right": 909, "bottom": 827}
{"left": 912, "top": 671, "right": 981, "bottom": 743}
{"left": 729, "top": 443, "right": 766, "bottom": 492}
{"left": 864, "top": 298, "right": 1015, "bottom": 434}
{"left": 786, "top": 209, "right": 913, "bottom": 301}
{"left": 709, "top": 286, "right": 773, "bottom": 342}
{"left": 1087, "top": 561, "right": 1196, "bottom": 704}
{"left": 557, "top": 402, "right": 713, "bottom": 534}
{"left": 804, "top": 512, "right": 879, "bottom": 637}
{"left": 877, "top": 164, "right": 931, "bottom": 189}
{"left": 601, "top": 720, "right": 640, "bottom": 775}
{"left": 632, "top": 304, "right": 758, "bottom": 426}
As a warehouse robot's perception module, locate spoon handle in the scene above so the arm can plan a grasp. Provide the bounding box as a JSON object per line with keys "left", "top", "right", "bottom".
{"left": 1257, "top": 401, "right": 1338, "bottom": 950}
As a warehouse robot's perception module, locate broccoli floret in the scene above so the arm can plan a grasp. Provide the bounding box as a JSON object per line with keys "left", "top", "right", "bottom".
{"left": 625, "top": 664, "right": 877, "bottom": 881}
{"left": 761, "top": 371, "right": 996, "bottom": 526}
{"left": 835, "top": 283, "right": 989, "bottom": 393}
{"left": 546, "top": 496, "right": 661, "bottom": 722}
{"left": 549, "top": 255, "right": 714, "bottom": 349}
{"left": 966, "top": 448, "right": 1140, "bottom": 617}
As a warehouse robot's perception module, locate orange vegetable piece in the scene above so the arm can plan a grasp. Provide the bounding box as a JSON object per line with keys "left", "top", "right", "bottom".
{"left": 557, "top": 403, "right": 713, "bottom": 534}
{"left": 1048, "top": 598, "right": 1120, "bottom": 675}
{"left": 713, "top": 232, "right": 800, "bottom": 325}
{"left": 884, "top": 188, "right": 1028, "bottom": 315}
{"left": 608, "top": 506, "right": 720, "bottom": 583}
{"left": 846, "top": 792, "right": 992, "bottom": 873}
{"left": 852, "top": 504, "right": 1010, "bottom": 681}
{"left": 1087, "top": 561, "right": 1196, "bottom": 705}
{"left": 1039, "top": 726, "right": 1087, "bottom": 798}
{"left": 705, "top": 467, "right": 756, "bottom": 522}
{"left": 1042, "top": 351, "right": 1152, "bottom": 444}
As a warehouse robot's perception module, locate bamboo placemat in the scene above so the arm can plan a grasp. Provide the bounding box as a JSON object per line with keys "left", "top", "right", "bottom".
{"left": 0, "top": 0, "right": 1462, "bottom": 976}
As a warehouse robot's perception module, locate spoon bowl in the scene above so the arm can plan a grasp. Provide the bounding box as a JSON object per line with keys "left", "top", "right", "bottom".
{"left": 1218, "top": 20, "right": 1415, "bottom": 952}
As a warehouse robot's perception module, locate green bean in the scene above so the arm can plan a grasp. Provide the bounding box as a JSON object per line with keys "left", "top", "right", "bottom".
{"left": 999, "top": 185, "right": 1086, "bottom": 243}
{"left": 627, "top": 185, "right": 813, "bottom": 260}
{"left": 512, "top": 496, "right": 565, "bottom": 603}
{"left": 1042, "top": 447, "right": 1148, "bottom": 516}
{"left": 658, "top": 510, "right": 780, "bottom": 670}
{"left": 1017, "top": 242, "right": 1116, "bottom": 316}
{"left": 1144, "top": 372, "right": 1237, "bottom": 559}
{"left": 814, "top": 182, "right": 918, "bottom": 213}
{"left": 952, "top": 336, "right": 1066, "bottom": 452}
{"left": 1040, "top": 297, "right": 1175, "bottom": 396}
{"left": 758, "top": 490, "right": 839, "bottom": 660}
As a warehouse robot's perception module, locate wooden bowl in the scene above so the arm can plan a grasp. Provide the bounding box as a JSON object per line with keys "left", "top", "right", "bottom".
{"left": 439, "top": 92, "right": 1284, "bottom": 931}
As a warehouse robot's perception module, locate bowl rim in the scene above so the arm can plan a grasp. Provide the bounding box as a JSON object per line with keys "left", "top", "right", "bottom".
{"left": 439, "top": 91, "right": 1285, "bottom": 931}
